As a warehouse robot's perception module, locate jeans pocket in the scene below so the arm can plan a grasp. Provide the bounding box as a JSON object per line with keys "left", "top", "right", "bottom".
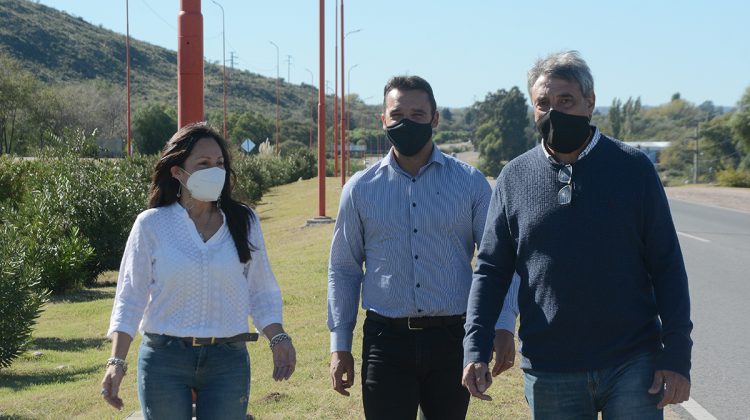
{"left": 220, "top": 341, "right": 248, "bottom": 351}
{"left": 142, "top": 333, "right": 172, "bottom": 349}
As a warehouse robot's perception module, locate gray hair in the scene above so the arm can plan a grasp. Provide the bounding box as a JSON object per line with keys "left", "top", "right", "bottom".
{"left": 527, "top": 51, "right": 594, "bottom": 99}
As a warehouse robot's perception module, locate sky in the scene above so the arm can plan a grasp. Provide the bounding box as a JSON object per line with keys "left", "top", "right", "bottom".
{"left": 37, "top": 0, "right": 750, "bottom": 109}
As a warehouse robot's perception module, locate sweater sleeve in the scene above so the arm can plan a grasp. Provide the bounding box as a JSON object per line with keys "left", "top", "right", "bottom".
{"left": 463, "top": 174, "right": 517, "bottom": 367}
{"left": 107, "top": 214, "right": 153, "bottom": 339}
{"left": 641, "top": 158, "right": 693, "bottom": 380}
{"left": 245, "top": 212, "right": 284, "bottom": 331}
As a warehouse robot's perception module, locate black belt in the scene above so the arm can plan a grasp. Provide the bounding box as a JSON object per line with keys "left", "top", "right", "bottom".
{"left": 366, "top": 310, "right": 465, "bottom": 331}
{"left": 177, "top": 333, "right": 259, "bottom": 347}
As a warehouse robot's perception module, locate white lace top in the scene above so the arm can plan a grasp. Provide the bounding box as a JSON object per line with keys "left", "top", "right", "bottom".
{"left": 107, "top": 203, "right": 282, "bottom": 339}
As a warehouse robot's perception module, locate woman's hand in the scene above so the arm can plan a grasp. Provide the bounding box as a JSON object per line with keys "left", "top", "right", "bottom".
{"left": 271, "top": 338, "right": 296, "bottom": 381}
{"left": 101, "top": 364, "right": 125, "bottom": 410}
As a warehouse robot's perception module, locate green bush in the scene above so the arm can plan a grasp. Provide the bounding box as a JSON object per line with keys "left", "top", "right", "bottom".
{"left": 7, "top": 186, "right": 96, "bottom": 293}
{"left": 716, "top": 168, "right": 750, "bottom": 187}
{"left": 233, "top": 150, "right": 316, "bottom": 205}
{"left": 0, "top": 224, "right": 49, "bottom": 369}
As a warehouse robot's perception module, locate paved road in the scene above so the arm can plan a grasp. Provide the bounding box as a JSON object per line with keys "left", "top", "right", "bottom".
{"left": 669, "top": 199, "right": 750, "bottom": 420}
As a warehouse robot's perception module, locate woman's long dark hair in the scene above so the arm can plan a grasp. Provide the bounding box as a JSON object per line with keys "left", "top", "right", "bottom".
{"left": 147, "top": 122, "right": 256, "bottom": 263}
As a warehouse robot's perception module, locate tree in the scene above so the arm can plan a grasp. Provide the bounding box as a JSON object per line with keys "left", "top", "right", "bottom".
{"left": 0, "top": 55, "right": 38, "bottom": 155}
{"left": 133, "top": 103, "right": 177, "bottom": 155}
{"left": 609, "top": 98, "right": 622, "bottom": 139}
{"left": 472, "top": 87, "right": 530, "bottom": 176}
{"left": 730, "top": 86, "right": 750, "bottom": 154}
{"left": 228, "top": 111, "right": 273, "bottom": 150}
{"left": 442, "top": 107, "right": 453, "bottom": 122}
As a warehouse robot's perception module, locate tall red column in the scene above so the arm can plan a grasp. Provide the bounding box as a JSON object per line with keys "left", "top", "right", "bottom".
{"left": 178, "top": 0, "right": 204, "bottom": 127}
{"left": 317, "top": 0, "right": 326, "bottom": 217}
{"left": 340, "top": 0, "right": 346, "bottom": 185}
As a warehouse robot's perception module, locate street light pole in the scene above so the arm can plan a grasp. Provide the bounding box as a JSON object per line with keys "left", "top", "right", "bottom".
{"left": 210, "top": 0, "right": 227, "bottom": 140}
{"left": 333, "top": 0, "right": 339, "bottom": 177}
{"left": 125, "top": 0, "right": 132, "bottom": 156}
{"left": 347, "top": 63, "right": 359, "bottom": 174}
{"left": 304, "top": 68, "right": 314, "bottom": 150}
{"left": 317, "top": 0, "right": 326, "bottom": 218}
{"left": 269, "top": 40, "right": 280, "bottom": 154}
{"left": 341, "top": 25, "right": 361, "bottom": 185}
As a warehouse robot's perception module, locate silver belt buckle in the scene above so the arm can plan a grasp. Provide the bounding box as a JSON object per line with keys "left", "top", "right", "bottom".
{"left": 407, "top": 317, "right": 423, "bottom": 330}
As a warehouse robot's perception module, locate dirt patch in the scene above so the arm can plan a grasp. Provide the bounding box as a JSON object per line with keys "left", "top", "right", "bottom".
{"left": 665, "top": 186, "right": 750, "bottom": 213}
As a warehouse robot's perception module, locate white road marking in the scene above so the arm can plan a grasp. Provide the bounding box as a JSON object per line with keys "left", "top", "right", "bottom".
{"left": 680, "top": 397, "right": 718, "bottom": 420}
{"left": 677, "top": 231, "right": 711, "bottom": 243}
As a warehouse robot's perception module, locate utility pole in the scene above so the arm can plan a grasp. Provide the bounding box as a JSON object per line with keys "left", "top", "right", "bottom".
{"left": 693, "top": 126, "right": 699, "bottom": 184}
{"left": 229, "top": 51, "right": 238, "bottom": 69}
{"left": 125, "top": 0, "right": 132, "bottom": 156}
{"left": 269, "top": 41, "right": 280, "bottom": 154}
{"left": 286, "top": 55, "right": 293, "bottom": 83}
{"left": 210, "top": 0, "right": 227, "bottom": 140}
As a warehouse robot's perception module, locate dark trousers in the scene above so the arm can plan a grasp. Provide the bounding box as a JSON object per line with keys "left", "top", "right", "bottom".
{"left": 361, "top": 317, "right": 470, "bottom": 420}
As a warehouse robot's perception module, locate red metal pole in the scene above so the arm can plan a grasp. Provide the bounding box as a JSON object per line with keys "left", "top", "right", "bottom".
{"left": 340, "top": 0, "right": 346, "bottom": 186}
{"left": 333, "top": 0, "right": 339, "bottom": 177}
{"left": 317, "top": 0, "right": 326, "bottom": 217}
{"left": 178, "top": 0, "right": 204, "bottom": 128}
{"left": 125, "top": 0, "right": 132, "bottom": 156}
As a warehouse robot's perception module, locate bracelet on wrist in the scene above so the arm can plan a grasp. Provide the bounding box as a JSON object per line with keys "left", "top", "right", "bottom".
{"left": 269, "top": 332, "right": 291, "bottom": 350}
{"left": 106, "top": 357, "right": 128, "bottom": 374}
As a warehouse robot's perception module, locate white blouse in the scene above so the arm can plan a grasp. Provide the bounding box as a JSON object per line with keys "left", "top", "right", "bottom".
{"left": 107, "top": 203, "right": 283, "bottom": 339}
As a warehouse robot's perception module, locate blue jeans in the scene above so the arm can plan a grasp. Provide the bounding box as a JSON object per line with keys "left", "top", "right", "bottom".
{"left": 137, "top": 333, "right": 251, "bottom": 420}
{"left": 523, "top": 352, "right": 663, "bottom": 420}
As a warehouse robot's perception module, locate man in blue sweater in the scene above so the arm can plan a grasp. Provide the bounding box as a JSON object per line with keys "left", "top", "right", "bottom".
{"left": 462, "top": 51, "right": 693, "bottom": 419}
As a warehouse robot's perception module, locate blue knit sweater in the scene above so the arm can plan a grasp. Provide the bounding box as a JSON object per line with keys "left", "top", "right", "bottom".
{"left": 463, "top": 135, "right": 693, "bottom": 379}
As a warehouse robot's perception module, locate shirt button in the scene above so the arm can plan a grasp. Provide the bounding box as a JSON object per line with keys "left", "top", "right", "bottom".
{"left": 414, "top": 255, "right": 419, "bottom": 260}
{"left": 416, "top": 283, "right": 420, "bottom": 288}
{"left": 413, "top": 228, "right": 418, "bottom": 233}
{"left": 412, "top": 202, "right": 416, "bottom": 207}
{"left": 412, "top": 178, "right": 416, "bottom": 183}
{"left": 417, "top": 309, "right": 423, "bottom": 313}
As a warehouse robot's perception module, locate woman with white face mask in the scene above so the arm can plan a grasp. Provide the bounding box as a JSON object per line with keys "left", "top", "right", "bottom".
{"left": 100, "top": 123, "right": 296, "bottom": 419}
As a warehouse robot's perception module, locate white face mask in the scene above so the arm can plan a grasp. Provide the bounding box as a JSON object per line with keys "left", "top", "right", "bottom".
{"left": 181, "top": 167, "right": 226, "bottom": 202}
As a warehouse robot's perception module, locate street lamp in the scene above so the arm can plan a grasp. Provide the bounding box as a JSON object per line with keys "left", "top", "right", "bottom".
{"left": 347, "top": 63, "right": 359, "bottom": 175}
{"left": 341, "top": 26, "right": 361, "bottom": 184}
{"left": 304, "top": 67, "right": 315, "bottom": 150}
{"left": 125, "top": 0, "right": 132, "bottom": 156}
{"left": 210, "top": 0, "right": 227, "bottom": 140}
{"left": 269, "top": 40, "right": 280, "bottom": 154}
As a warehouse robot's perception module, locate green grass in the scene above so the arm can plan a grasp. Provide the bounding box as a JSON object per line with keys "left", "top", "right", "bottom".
{"left": 0, "top": 177, "right": 527, "bottom": 419}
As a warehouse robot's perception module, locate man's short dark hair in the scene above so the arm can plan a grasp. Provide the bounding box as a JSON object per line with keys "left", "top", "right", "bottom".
{"left": 383, "top": 75, "right": 437, "bottom": 116}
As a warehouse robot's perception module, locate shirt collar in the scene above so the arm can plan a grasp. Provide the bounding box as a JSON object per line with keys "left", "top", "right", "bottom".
{"left": 377, "top": 143, "right": 445, "bottom": 173}
{"left": 541, "top": 126, "right": 601, "bottom": 164}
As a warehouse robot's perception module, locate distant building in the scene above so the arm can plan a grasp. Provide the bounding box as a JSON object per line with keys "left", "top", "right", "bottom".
{"left": 624, "top": 141, "right": 670, "bottom": 164}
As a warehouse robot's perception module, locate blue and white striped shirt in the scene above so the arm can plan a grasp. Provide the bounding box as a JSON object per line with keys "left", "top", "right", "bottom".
{"left": 327, "top": 145, "right": 492, "bottom": 352}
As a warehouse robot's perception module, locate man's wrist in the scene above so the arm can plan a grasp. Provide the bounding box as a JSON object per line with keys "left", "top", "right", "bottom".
{"left": 330, "top": 330, "right": 353, "bottom": 353}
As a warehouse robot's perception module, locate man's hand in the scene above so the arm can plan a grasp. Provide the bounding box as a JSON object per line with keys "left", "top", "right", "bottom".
{"left": 462, "top": 362, "right": 493, "bottom": 401}
{"left": 648, "top": 369, "right": 691, "bottom": 409}
{"left": 330, "top": 351, "right": 355, "bottom": 396}
{"left": 491, "top": 329, "right": 516, "bottom": 376}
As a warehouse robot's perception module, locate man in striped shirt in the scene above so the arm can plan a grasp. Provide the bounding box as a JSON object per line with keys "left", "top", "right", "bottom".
{"left": 327, "top": 75, "right": 506, "bottom": 418}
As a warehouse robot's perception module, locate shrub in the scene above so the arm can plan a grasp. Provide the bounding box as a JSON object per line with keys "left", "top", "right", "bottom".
{"left": 7, "top": 186, "right": 96, "bottom": 293}
{"left": 716, "top": 168, "right": 750, "bottom": 188}
{"left": 0, "top": 224, "right": 49, "bottom": 369}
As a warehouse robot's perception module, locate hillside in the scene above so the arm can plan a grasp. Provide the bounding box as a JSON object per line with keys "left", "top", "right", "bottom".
{"left": 0, "top": 0, "right": 321, "bottom": 122}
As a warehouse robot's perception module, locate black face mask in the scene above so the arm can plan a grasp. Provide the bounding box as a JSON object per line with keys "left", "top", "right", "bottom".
{"left": 536, "top": 110, "right": 591, "bottom": 154}
{"left": 385, "top": 118, "right": 433, "bottom": 157}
